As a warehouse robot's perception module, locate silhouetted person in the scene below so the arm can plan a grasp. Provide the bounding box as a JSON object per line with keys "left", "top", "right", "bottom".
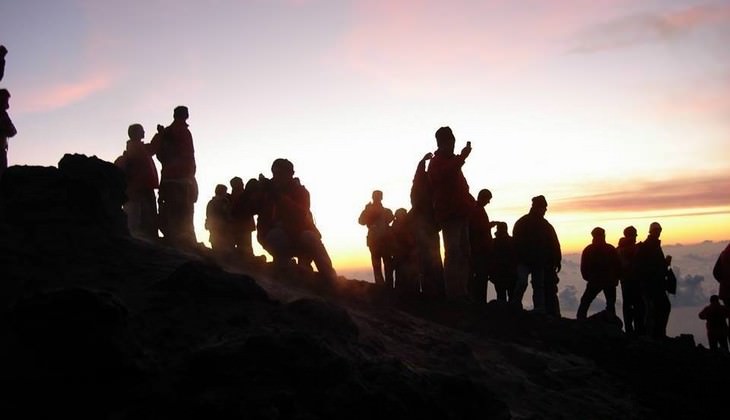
{"left": 427, "top": 127, "right": 475, "bottom": 301}
{"left": 635, "top": 222, "right": 672, "bottom": 339}
{"left": 150, "top": 105, "right": 197, "bottom": 248}
{"left": 358, "top": 190, "right": 395, "bottom": 287}
{"left": 113, "top": 124, "right": 159, "bottom": 240}
{"left": 491, "top": 222, "right": 517, "bottom": 303}
{"left": 409, "top": 152, "right": 444, "bottom": 298}
{"left": 469, "top": 188, "right": 495, "bottom": 303}
{"left": 512, "top": 195, "right": 562, "bottom": 313}
{"left": 391, "top": 207, "right": 418, "bottom": 294}
{"left": 617, "top": 226, "right": 645, "bottom": 334}
{"left": 0, "top": 45, "right": 6, "bottom": 81}
{"left": 713, "top": 242, "right": 730, "bottom": 309}
{"left": 229, "top": 176, "right": 255, "bottom": 259}
{"left": 698, "top": 295, "right": 730, "bottom": 352}
{"left": 257, "top": 158, "right": 337, "bottom": 282}
{"left": 577, "top": 227, "right": 620, "bottom": 319}
{"left": 205, "top": 184, "right": 233, "bottom": 258}
{"left": 0, "top": 89, "right": 17, "bottom": 180}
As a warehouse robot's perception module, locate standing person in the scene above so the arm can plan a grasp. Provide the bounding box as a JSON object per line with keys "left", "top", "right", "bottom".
{"left": 409, "top": 152, "right": 444, "bottom": 298}
{"left": 617, "top": 226, "right": 644, "bottom": 334}
{"left": 205, "top": 184, "right": 233, "bottom": 258}
{"left": 426, "top": 126, "right": 475, "bottom": 301}
{"left": 469, "top": 188, "right": 495, "bottom": 303}
{"left": 512, "top": 195, "right": 562, "bottom": 312}
{"left": 113, "top": 124, "right": 159, "bottom": 240}
{"left": 150, "top": 105, "right": 198, "bottom": 248}
{"left": 491, "top": 222, "right": 517, "bottom": 303}
{"left": 713, "top": 242, "right": 730, "bottom": 309}
{"left": 358, "top": 190, "right": 395, "bottom": 287}
{"left": 576, "top": 227, "right": 621, "bottom": 320}
{"left": 698, "top": 295, "right": 730, "bottom": 352}
{"left": 635, "top": 222, "right": 672, "bottom": 339}
{"left": 0, "top": 89, "right": 17, "bottom": 179}
{"left": 257, "top": 158, "right": 337, "bottom": 283}
{"left": 229, "top": 176, "right": 255, "bottom": 260}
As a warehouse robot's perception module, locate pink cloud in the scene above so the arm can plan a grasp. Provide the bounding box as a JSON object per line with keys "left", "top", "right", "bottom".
{"left": 16, "top": 72, "right": 113, "bottom": 114}
{"left": 570, "top": 2, "right": 730, "bottom": 53}
{"left": 330, "top": 0, "right": 639, "bottom": 91}
{"left": 551, "top": 174, "right": 730, "bottom": 213}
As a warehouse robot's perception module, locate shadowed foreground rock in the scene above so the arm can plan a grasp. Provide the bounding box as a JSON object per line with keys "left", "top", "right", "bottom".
{"left": 0, "top": 155, "right": 728, "bottom": 419}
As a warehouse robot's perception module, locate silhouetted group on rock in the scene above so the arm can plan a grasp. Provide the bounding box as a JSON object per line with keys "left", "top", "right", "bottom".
{"left": 114, "top": 105, "right": 198, "bottom": 249}
{"left": 358, "top": 126, "right": 560, "bottom": 311}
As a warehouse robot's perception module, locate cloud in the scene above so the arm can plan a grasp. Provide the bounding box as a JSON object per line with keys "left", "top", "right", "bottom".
{"left": 16, "top": 72, "right": 113, "bottom": 114}
{"left": 558, "top": 285, "right": 580, "bottom": 310}
{"left": 570, "top": 2, "right": 730, "bottom": 53}
{"left": 552, "top": 174, "right": 730, "bottom": 213}
{"left": 672, "top": 273, "right": 709, "bottom": 307}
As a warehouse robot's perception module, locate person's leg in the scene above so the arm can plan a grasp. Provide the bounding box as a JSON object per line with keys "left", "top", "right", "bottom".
{"left": 370, "top": 247, "right": 384, "bottom": 285}
{"left": 604, "top": 285, "right": 617, "bottom": 315}
{"left": 300, "top": 230, "right": 337, "bottom": 282}
{"left": 441, "top": 219, "right": 471, "bottom": 300}
{"left": 577, "top": 282, "right": 601, "bottom": 319}
{"left": 513, "top": 265, "right": 530, "bottom": 310}
{"left": 531, "top": 267, "right": 546, "bottom": 312}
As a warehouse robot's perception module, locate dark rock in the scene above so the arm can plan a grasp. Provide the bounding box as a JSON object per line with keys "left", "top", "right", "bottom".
{"left": 151, "top": 261, "right": 270, "bottom": 302}
{"left": 285, "top": 298, "right": 359, "bottom": 338}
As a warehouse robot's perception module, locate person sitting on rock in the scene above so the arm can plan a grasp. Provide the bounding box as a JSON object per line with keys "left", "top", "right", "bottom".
{"left": 256, "top": 158, "right": 337, "bottom": 283}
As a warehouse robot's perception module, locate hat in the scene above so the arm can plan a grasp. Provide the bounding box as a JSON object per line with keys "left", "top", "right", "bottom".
{"left": 623, "top": 226, "right": 637, "bottom": 237}
{"left": 531, "top": 195, "right": 547, "bottom": 208}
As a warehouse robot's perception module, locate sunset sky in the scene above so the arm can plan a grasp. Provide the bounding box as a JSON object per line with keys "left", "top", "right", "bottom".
{"left": 2, "top": 0, "right": 729, "bottom": 280}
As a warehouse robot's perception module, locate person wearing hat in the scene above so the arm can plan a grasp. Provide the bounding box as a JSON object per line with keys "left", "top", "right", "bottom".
{"left": 635, "top": 221, "right": 673, "bottom": 339}
{"left": 512, "top": 195, "right": 562, "bottom": 313}
{"left": 617, "top": 225, "right": 644, "bottom": 334}
{"left": 577, "top": 227, "right": 621, "bottom": 320}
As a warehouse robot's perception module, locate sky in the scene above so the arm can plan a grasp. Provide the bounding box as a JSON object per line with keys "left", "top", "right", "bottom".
{"left": 2, "top": 0, "right": 729, "bottom": 280}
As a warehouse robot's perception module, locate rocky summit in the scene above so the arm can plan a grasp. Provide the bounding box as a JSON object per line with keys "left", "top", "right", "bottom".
{"left": 1, "top": 154, "right": 727, "bottom": 420}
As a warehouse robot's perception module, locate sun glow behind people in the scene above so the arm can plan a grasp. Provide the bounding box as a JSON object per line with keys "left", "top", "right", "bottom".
{"left": 2, "top": 0, "right": 729, "bottom": 280}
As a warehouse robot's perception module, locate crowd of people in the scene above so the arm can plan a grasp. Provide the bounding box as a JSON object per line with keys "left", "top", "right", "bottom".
{"left": 356, "top": 126, "right": 730, "bottom": 349}
{"left": 1, "top": 41, "right": 726, "bottom": 349}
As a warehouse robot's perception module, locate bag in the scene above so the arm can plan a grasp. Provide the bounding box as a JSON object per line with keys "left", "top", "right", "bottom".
{"left": 666, "top": 268, "right": 677, "bottom": 294}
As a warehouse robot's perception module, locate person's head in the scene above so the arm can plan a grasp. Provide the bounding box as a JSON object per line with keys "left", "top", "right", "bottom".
{"left": 710, "top": 295, "right": 720, "bottom": 304}
{"left": 435, "top": 126, "right": 455, "bottom": 152}
{"left": 173, "top": 105, "right": 189, "bottom": 121}
{"left": 591, "top": 227, "right": 606, "bottom": 242}
{"left": 230, "top": 176, "right": 244, "bottom": 190}
{"left": 394, "top": 208, "right": 408, "bottom": 219}
{"left": 0, "top": 45, "right": 7, "bottom": 57}
{"left": 495, "top": 221, "right": 509, "bottom": 236}
{"left": 372, "top": 190, "right": 383, "bottom": 203}
{"left": 0, "top": 88, "right": 10, "bottom": 110}
{"left": 530, "top": 195, "right": 548, "bottom": 216}
{"left": 271, "top": 158, "right": 294, "bottom": 180}
{"left": 215, "top": 184, "right": 228, "bottom": 196}
{"left": 477, "top": 189, "right": 492, "bottom": 207}
{"left": 127, "top": 123, "right": 144, "bottom": 141}
{"left": 649, "top": 221, "right": 662, "bottom": 238}
{"left": 623, "top": 225, "right": 637, "bottom": 238}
